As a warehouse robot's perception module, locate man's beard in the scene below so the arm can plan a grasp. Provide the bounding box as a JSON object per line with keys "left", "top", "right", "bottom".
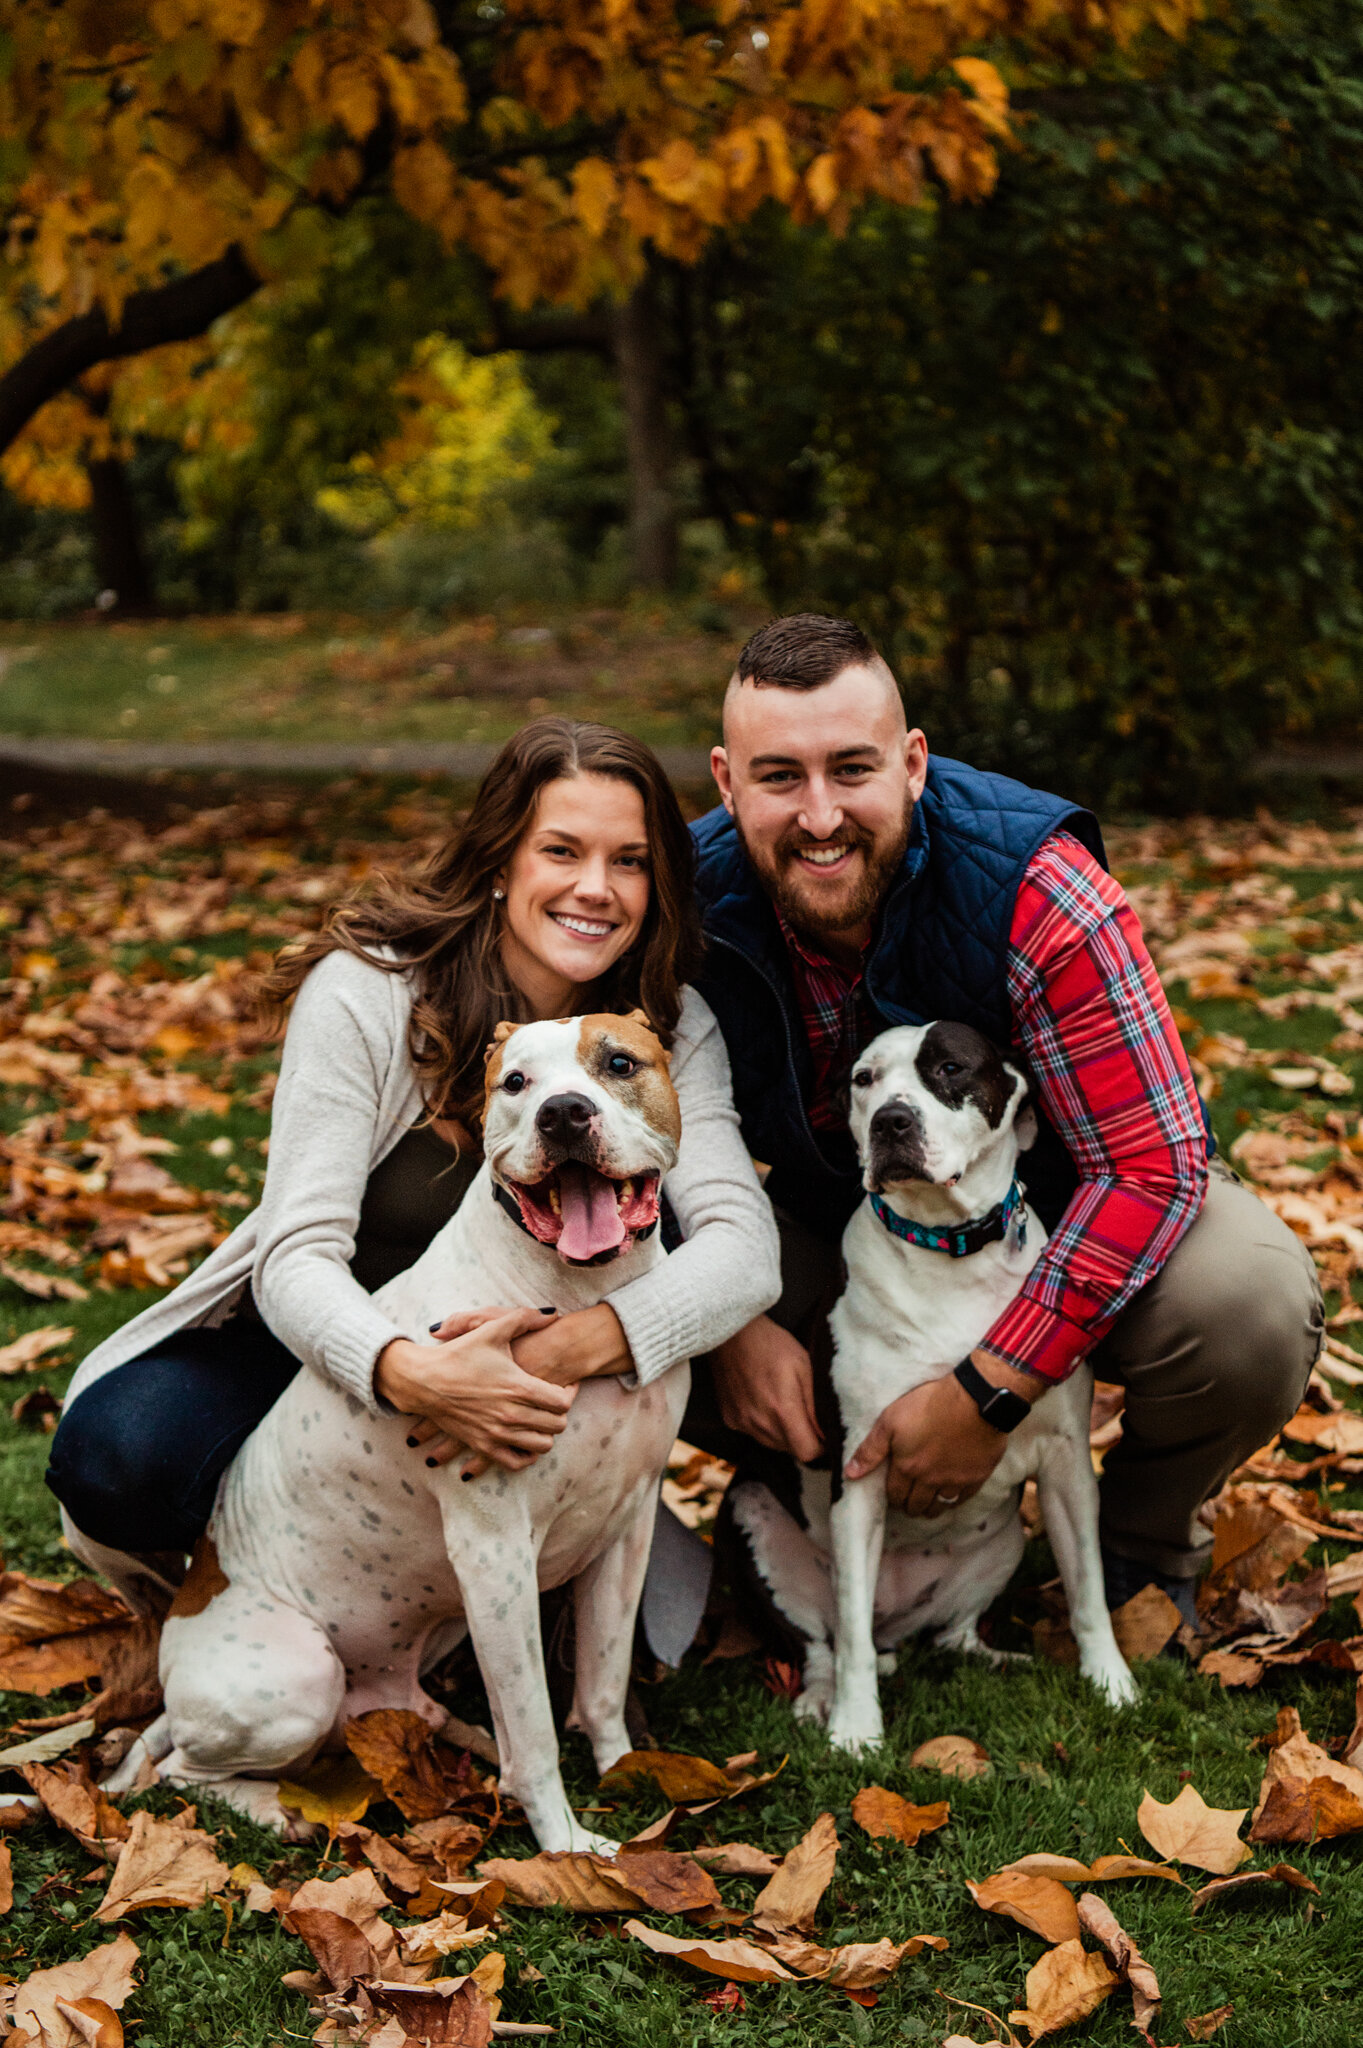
{"left": 736, "top": 797, "right": 914, "bottom": 943}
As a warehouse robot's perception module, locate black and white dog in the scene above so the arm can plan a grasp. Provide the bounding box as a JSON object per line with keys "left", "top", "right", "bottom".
{"left": 727, "top": 1021, "right": 1135, "bottom": 1753}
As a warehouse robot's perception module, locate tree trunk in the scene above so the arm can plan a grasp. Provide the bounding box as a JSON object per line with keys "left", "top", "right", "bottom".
{"left": 610, "top": 272, "right": 678, "bottom": 589}
{"left": 84, "top": 450, "right": 154, "bottom": 615}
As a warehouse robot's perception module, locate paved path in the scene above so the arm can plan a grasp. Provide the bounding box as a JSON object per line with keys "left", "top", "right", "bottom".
{"left": 0, "top": 733, "right": 717, "bottom": 781}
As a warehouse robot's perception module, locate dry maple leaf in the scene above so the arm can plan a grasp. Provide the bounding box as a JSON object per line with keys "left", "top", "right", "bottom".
{"left": 851, "top": 1785, "right": 950, "bottom": 1846}
{"left": 967, "top": 1873, "right": 1081, "bottom": 1945}
{"left": 689, "top": 1841, "right": 779, "bottom": 1876}
{"left": 52, "top": 1999, "right": 123, "bottom": 2048}
{"left": 911, "top": 1734, "right": 993, "bottom": 1779}
{"left": 476, "top": 1851, "right": 646, "bottom": 1914}
{"left": 1189, "top": 1862, "right": 1320, "bottom": 1910}
{"left": 1248, "top": 1706, "right": 1363, "bottom": 1843}
{"left": 765, "top": 1931, "right": 948, "bottom": 1988}
{"left": 1076, "top": 1892, "right": 1161, "bottom": 2035}
{"left": 344, "top": 1709, "right": 472, "bottom": 1823}
{"left": 1109, "top": 1583, "right": 1184, "bottom": 1662}
{"left": 751, "top": 1812, "right": 837, "bottom": 1931}
{"left": 1008, "top": 1938, "right": 1119, "bottom": 2040}
{"left": 998, "top": 1853, "right": 1184, "bottom": 1886}
{"left": 94, "top": 1808, "right": 231, "bottom": 1920}
{"left": 21, "top": 1760, "right": 130, "bottom": 1860}
{"left": 1137, "top": 1785, "right": 1251, "bottom": 1873}
{"left": 7, "top": 1932, "right": 139, "bottom": 2048}
{"left": 1185, "top": 2002, "right": 1235, "bottom": 2040}
{"left": 624, "top": 1919, "right": 797, "bottom": 1982}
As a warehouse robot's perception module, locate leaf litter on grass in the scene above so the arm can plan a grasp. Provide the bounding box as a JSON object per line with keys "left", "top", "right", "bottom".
{"left": 7, "top": 800, "right": 1363, "bottom": 2039}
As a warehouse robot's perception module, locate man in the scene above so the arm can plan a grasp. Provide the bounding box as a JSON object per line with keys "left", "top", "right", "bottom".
{"left": 690, "top": 613, "right": 1322, "bottom": 1618}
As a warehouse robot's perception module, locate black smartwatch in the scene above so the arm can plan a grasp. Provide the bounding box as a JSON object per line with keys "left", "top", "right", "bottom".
{"left": 954, "top": 1356, "right": 1030, "bottom": 1433}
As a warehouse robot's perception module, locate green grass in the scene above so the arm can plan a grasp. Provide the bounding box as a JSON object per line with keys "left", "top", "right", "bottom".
{"left": 0, "top": 605, "right": 749, "bottom": 751}
{"left": 1, "top": 818, "right": 1363, "bottom": 2043}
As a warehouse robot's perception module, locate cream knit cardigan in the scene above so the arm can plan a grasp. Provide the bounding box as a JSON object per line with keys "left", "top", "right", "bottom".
{"left": 65, "top": 952, "right": 781, "bottom": 1414}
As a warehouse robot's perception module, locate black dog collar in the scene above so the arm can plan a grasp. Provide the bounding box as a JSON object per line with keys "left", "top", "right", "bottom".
{"left": 492, "top": 1179, "right": 659, "bottom": 1262}
{"left": 869, "top": 1176, "right": 1025, "bottom": 1258}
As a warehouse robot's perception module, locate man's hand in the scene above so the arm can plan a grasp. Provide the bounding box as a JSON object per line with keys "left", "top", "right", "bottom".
{"left": 711, "top": 1314, "right": 824, "bottom": 1464}
{"left": 844, "top": 1355, "right": 1042, "bottom": 1515}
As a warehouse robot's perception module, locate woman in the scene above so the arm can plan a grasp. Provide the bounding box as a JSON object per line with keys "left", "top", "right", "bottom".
{"left": 48, "top": 719, "right": 780, "bottom": 1610}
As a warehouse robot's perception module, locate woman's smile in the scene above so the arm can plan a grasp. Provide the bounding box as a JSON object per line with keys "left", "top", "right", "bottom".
{"left": 548, "top": 908, "right": 619, "bottom": 941}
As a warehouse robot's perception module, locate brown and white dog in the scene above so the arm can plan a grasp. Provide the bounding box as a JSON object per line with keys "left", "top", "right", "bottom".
{"left": 110, "top": 1013, "right": 688, "bottom": 1852}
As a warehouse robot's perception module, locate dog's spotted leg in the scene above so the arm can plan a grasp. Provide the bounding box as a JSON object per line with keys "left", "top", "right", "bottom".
{"left": 1035, "top": 1438, "right": 1137, "bottom": 1706}
{"left": 827, "top": 1473, "right": 889, "bottom": 1754}
{"left": 726, "top": 1480, "right": 834, "bottom": 1723}
{"left": 567, "top": 1487, "right": 656, "bottom": 1785}
{"left": 439, "top": 1496, "right": 606, "bottom": 1854}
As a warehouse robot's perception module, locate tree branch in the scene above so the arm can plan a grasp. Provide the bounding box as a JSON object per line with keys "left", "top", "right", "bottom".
{"left": 0, "top": 246, "right": 260, "bottom": 457}
{"left": 473, "top": 308, "right": 613, "bottom": 355}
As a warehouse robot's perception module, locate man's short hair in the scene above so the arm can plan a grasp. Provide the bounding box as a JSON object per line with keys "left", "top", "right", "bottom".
{"left": 735, "top": 613, "right": 879, "bottom": 691}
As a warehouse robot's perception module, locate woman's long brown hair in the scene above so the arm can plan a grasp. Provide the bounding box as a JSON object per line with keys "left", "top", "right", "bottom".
{"left": 260, "top": 718, "right": 704, "bottom": 1134}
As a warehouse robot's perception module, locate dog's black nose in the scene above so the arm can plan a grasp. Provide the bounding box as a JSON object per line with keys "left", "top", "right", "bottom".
{"left": 535, "top": 1091, "right": 597, "bottom": 1144}
{"left": 870, "top": 1101, "right": 919, "bottom": 1142}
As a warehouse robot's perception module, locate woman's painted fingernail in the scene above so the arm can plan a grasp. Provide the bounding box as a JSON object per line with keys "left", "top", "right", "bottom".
{"left": 406, "top": 1436, "right": 418, "bottom": 1449}
{"left": 540, "top": 1306, "right": 555, "bottom": 1315}
{"left": 425, "top": 1456, "right": 438, "bottom": 1468}
{"left": 460, "top": 1470, "right": 474, "bottom": 1482}
{"left": 428, "top": 1322, "right": 442, "bottom": 1334}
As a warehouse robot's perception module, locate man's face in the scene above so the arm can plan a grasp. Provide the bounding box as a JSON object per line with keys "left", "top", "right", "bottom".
{"left": 712, "top": 662, "right": 928, "bottom": 944}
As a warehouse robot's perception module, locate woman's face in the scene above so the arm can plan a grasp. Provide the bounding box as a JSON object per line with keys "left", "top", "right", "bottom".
{"left": 499, "top": 773, "right": 652, "bottom": 1015}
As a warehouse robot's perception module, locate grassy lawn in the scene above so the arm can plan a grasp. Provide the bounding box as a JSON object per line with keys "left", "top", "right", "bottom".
{"left": 0, "top": 606, "right": 758, "bottom": 752}
{"left": 0, "top": 788, "right": 1361, "bottom": 2045}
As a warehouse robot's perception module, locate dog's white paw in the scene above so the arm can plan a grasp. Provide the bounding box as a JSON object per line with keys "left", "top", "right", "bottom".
{"left": 1086, "top": 1658, "right": 1138, "bottom": 1707}
{"left": 793, "top": 1684, "right": 832, "bottom": 1726}
{"left": 827, "top": 1709, "right": 884, "bottom": 1757}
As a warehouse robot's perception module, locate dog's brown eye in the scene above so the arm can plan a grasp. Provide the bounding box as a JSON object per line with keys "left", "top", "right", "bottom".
{"left": 503, "top": 1070, "right": 527, "bottom": 1093}
{"left": 852, "top": 1068, "right": 873, "bottom": 1088}
{"left": 607, "top": 1052, "right": 637, "bottom": 1077}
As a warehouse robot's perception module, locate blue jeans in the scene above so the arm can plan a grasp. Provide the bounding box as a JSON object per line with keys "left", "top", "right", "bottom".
{"left": 46, "top": 1320, "right": 300, "bottom": 1554}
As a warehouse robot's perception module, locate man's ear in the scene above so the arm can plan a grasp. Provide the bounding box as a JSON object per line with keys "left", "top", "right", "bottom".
{"left": 1012, "top": 1075, "right": 1038, "bottom": 1153}
{"left": 711, "top": 743, "right": 735, "bottom": 815}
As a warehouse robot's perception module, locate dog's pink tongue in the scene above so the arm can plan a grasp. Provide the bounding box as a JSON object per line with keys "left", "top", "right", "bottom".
{"left": 556, "top": 1164, "right": 626, "bottom": 1260}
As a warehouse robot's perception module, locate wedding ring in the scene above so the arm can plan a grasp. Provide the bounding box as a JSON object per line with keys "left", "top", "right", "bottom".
{"left": 936, "top": 1490, "right": 962, "bottom": 1505}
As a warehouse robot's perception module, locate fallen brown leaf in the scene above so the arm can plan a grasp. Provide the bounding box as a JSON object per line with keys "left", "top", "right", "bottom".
{"left": 751, "top": 1812, "right": 837, "bottom": 1931}
{"left": 1076, "top": 1892, "right": 1160, "bottom": 2035}
{"left": 52, "top": 1999, "right": 123, "bottom": 2048}
{"left": 367, "top": 1972, "right": 496, "bottom": 2045}
{"left": 0, "top": 1800, "right": 34, "bottom": 1830}
{"left": 852, "top": 1785, "right": 950, "bottom": 1846}
{"left": 284, "top": 1906, "right": 376, "bottom": 1991}
{"left": 625, "top": 1918, "right": 797, "bottom": 1982}
{"left": 1109, "top": 1583, "right": 1183, "bottom": 1662}
{"left": 1137, "top": 1785, "right": 1251, "bottom": 1873}
{"left": 475, "top": 1849, "right": 718, "bottom": 1915}
{"left": 286, "top": 1866, "right": 400, "bottom": 1973}
{"left": 1185, "top": 2002, "right": 1235, "bottom": 2040}
{"left": 0, "top": 1568, "right": 130, "bottom": 1650}
{"left": 0, "top": 1626, "right": 129, "bottom": 1698}
{"left": 278, "top": 1751, "right": 381, "bottom": 1832}
{"left": 21, "top": 1760, "right": 130, "bottom": 1859}
{"left": 1189, "top": 1862, "right": 1320, "bottom": 1909}
{"left": 0, "top": 1835, "right": 11, "bottom": 1914}
{"left": 911, "top": 1734, "right": 993, "bottom": 1780}
{"left": 1248, "top": 1706, "right": 1363, "bottom": 1843}
{"left": 344, "top": 1709, "right": 472, "bottom": 1823}
{"left": 0, "top": 1324, "right": 75, "bottom": 1375}
{"left": 1281, "top": 1406, "right": 1363, "bottom": 1454}
{"left": 1008, "top": 1938, "right": 1119, "bottom": 2040}
{"left": 764, "top": 1931, "right": 948, "bottom": 1988}
{"left": 998, "top": 1853, "right": 1184, "bottom": 1886}
{"left": 403, "top": 1814, "right": 490, "bottom": 1878}
{"left": 94, "top": 1808, "right": 231, "bottom": 1920}
{"left": 0, "top": 1718, "right": 95, "bottom": 1767}
{"left": 966, "top": 1873, "right": 1081, "bottom": 1945}
{"left": 8, "top": 1932, "right": 139, "bottom": 2048}
{"left": 689, "top": 1841, "right": 780, "bottom": 1877}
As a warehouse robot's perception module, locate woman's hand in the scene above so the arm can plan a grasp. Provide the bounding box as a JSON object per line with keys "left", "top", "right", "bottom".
{"left": 375, "top": 1307, "right": 577, "bottom": 1474}
{"left": 416, "top": 1302, "right": 634, "bottom": 1475}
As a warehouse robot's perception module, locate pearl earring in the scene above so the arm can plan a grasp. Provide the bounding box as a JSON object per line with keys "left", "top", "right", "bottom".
{"left": 492, "top": 887, "right": 505, "bottom": 901}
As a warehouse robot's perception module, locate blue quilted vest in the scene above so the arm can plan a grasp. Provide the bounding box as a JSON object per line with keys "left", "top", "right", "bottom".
{"left": 691, "top": 755, "right": 1107, "bottom": 1245}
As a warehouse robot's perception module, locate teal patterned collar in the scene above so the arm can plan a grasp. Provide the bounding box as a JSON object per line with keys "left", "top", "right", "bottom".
{"left": 869, "top": 1177, "right": 1025, "bottom": 1258}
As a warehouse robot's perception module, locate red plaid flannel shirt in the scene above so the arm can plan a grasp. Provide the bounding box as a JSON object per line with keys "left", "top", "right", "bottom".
{"left": 780, "top": 832, "right": 1208, "bottom": 1382}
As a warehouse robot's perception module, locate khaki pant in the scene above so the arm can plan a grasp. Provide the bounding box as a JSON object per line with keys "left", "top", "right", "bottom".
{"left": 704, "top": 1160, "right": 1322, "bottom": 1581}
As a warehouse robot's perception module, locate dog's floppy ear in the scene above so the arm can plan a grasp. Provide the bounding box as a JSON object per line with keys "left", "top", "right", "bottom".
{"left": 484, "top": 1019, "right": 520, "bottom": 1067}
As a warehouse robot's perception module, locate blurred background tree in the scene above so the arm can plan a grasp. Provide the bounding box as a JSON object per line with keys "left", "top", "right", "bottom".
{"left": 0, "top": 0, "right": 1359, "bottom": 806}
